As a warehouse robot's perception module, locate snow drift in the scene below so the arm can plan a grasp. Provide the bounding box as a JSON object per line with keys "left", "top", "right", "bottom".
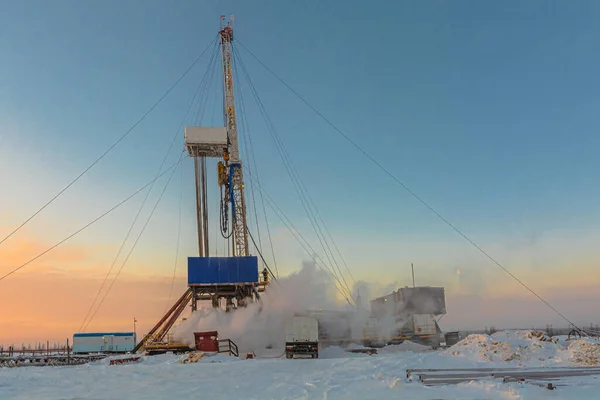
{"left": 443, "top": 330, "right": 600, "bottom": 367}
{"left": 5, "top": 331, "right": 600, "bottom": 400}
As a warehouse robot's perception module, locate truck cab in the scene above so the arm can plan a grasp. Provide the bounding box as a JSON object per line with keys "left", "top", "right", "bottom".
{"left": 285, "top": 316, "right": 319, "bottom": 359}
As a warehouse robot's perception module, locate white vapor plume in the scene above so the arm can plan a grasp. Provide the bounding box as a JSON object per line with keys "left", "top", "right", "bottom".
{"left": 171, "top": 261, "right": 358, "bottom": 354}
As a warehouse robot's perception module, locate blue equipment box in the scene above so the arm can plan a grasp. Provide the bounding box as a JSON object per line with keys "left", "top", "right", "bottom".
{"left": 187, "top": 256, "right": 259, "bottom": 285}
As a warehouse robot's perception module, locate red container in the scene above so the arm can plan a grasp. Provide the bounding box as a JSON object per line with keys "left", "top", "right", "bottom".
{"left": 194, "top": 331, "right": 218, "bottom": 352}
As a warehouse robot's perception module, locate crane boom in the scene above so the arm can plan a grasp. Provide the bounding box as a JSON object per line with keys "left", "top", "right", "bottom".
{"left": 219, "top": 16, "right": 249, "bottom": 257}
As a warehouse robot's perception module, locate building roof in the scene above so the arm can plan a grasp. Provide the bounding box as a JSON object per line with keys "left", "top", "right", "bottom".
{"left": 73, "top": 332, "right": 135, "bottom": 337}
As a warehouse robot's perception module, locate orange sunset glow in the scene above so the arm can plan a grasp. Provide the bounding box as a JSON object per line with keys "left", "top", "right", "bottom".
{"left": 2, "top": 225, "right": 600, "bottom": 346}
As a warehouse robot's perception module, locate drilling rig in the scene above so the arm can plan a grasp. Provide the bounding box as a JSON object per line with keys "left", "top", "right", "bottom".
{"left": 133, "top": 16, "right": 268, "bottom": 354}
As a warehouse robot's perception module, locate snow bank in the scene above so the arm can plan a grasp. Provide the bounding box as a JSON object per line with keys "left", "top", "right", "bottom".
{"left": 3, "top": 330, "right": 600, "bottom": 399}
{"left": 319, "top": 341, "right": 431, "bottom": 359}
{"left": 567, "top": 340, "right": 600, "bottom": 366}
{"left": 442, "top": 330, "right": 600, "bottom": 367}
{"left": 3, "top": 339, "right": 600, "bottom": 400}
{"left": 379, "top": 340, "right": 432, "bottom": 353}
{"left": 319, "top": 345, "right": 350, "bottom": 358}
{"left": 346, "top": 343, "right": 370, "bottom": 350}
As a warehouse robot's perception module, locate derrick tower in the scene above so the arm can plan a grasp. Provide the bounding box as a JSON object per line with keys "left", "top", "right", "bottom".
{"left": 133, "top": 17, "right": 268, "bottom": 353}
{"left": 183, "top": 15, "right": 266, "bottom": 312}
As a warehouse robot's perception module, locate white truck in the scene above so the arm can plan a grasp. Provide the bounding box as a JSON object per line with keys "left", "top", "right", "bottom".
{"left": 285, "top": 316, "right": 319, "bottom": 359}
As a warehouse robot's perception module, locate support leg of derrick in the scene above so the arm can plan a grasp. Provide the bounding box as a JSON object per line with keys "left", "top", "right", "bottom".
{"left": 191, "top": 287, "right": 198, "bottom": 312}
{"left": 225, "top": 298, "right": 234, "bottom": 312}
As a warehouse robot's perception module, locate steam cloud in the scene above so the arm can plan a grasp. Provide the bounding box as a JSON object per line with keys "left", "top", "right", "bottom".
{"left": 171, "top": 261, "right": 396, "bottom": 354}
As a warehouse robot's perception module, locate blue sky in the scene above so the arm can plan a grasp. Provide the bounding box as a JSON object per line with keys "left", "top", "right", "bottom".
{"left": 2, "top": 0, "right": 600, "bottom": 334}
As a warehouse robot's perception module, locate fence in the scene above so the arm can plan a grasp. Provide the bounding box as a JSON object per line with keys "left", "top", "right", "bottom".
{"left": 0, "top": 340, "right": 71, "bottom": 357}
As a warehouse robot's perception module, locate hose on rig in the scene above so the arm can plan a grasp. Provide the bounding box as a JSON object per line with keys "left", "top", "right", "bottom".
{"left": 219, "top": 185, "right": 233, "bottom": 239}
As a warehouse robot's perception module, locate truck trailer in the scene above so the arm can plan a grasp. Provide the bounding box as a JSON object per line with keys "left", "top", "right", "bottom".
{"left": 285, "top": 316, "right": 319, "bottom": 359}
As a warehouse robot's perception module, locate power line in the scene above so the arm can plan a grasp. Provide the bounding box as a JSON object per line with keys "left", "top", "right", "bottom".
{"left": 191, "top": 42, "right": 222, "bottom": 125}
{"left": 236, "top": 40, "right": 582, "bottom": 330}
{"left": 165, "top": 159, "right": 185, "bottom": 311}
{"left": 78, "top": 39, "right": 221, "bottom": 332}
{"left": 185, "top": 42, "right": 224, "bottom": 257}
{"left": 233, "top": 47, "right": 349, "bottom": 289}
{"left": 247, "top": 228, "right": 278, "bottom": 284}
{"left": 0, "top": 35, "right": 218, "bottom": 250}
{"left": 235, "top": 59, "right": 263, "bottom": 252}
{"left": 244, "top": 168, "right": 352, "bottom": 305}
{"left": 233, "top": 55, "right": 279, "bottom": 277}
{"left": 0, "top": 161, "right": 180, "bottom": 283}
{"left": 83, "top": 152, "right": 185, "bottom": 331}
{"left": 233, "top": 47, "right": 354, "bottom": 300}
{"left": 202, "top": 49, "right": 222, "bottom": 123}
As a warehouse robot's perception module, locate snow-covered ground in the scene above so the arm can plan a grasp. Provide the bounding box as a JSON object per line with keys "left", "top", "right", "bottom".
{"left": 1, "top": 330, "right": 600, "bottom": 399}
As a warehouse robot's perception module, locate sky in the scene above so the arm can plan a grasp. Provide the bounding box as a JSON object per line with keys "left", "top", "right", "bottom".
{"left": 2, "top": 0, "right": 600, "bottom": 345}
